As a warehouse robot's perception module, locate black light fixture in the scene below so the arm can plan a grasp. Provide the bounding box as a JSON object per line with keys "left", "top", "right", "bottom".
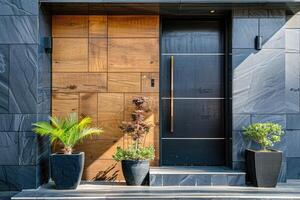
{"left": 255, "top": 35, "right": 262, "bottom": 50}
{"left": 43, "top": 37, "right": 52, "bottom": 53}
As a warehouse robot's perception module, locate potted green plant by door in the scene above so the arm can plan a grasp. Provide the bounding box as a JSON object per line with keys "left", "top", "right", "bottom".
{"left": 113, "top": 97, "right": 155, "bottom": 185}
{"left": 243, "top": 122, "right": 284, "bottom": 187}
{"left": 33, "top": 113, "right": 103, "bottom": 189}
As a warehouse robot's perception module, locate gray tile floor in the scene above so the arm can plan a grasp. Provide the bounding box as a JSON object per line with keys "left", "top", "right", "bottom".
{"left": 12, "top": 180, "right": 300, "bottom": 200}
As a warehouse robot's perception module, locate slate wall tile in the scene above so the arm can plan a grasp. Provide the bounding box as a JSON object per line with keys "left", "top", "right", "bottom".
{"left": 9, "top": 45, "right": 38, "bottom": 113}
{"left": 287, "top": 157, "right": 300, "bottom": 179}
{"left": 232, "top": 18, "right": 259, "bottom": 48}
{"left": 18, "top": 132, "right": 37, "bottom": 165}
{"left": 287, "top": 114, "right": 300, "bottom": 130}
{"left": 286, "top": 53, "right": 300, "bottom": 113}
{"left": 232, "top": 114, "right": 250, "bottom": 131}
{"left": 251, "top": 115, "right": 286, "bottom": 129}
{"left": 0, "top": 16, "right": 37, "bottom": 44}
{"left": 0, "top": 132, "right": 18, "bottom": 165}
{"left": 260, "top": 18, "right": 285, "bottom": 49}
{"left": 233, "top": 49, "right": 285, "bottom": 114}
{"left": 248, "top": 9, "right": 268, "bottom": 17}
{"left": 0, "top": 165, "right": 37, "bottom": 191}
{"left": 0, "top": 45, "right": 9, "bottom": 113}
{"left": 285, "top": 130, "right": 300, "bottom": 157}
{"left": 0, "top": 0, "right": 38, "bottom": 16}
{"left": 286, "top": 29, "right": 300, "bottom": 52}
{"left": 0, "top": 114, "right": 37, "bottom": 132}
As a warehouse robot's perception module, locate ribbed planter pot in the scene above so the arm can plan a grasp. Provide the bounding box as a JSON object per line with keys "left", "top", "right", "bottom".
{"left": 121, "top": 160, "right": 150, "bottom": 186}
{"left": 51, "top": 152, "right": 84, "bottom": 190}
{"left": 245, "top": 149, "right": 282, "bottom": 187}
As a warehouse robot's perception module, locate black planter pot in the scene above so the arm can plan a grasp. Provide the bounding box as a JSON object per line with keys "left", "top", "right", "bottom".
{"left": 245, "top": 149, "right": 282, "bottom": 187}
{"left": 51, "top": 152, "right": 84, "bottom": 189}
{"left": 121, "top": 160, "right": 150, "bottom": 185}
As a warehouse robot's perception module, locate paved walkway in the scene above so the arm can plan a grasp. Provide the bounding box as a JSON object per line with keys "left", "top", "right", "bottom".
{"left": 12, "top": 180, "right": 300, "bottom": 200}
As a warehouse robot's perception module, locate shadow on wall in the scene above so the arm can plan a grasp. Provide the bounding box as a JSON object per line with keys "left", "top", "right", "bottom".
{"left": 232, "top": 10, "right": 300, "bottom": 182}
{"left": 52, "top": 97, "right": 158, "bottom": 182}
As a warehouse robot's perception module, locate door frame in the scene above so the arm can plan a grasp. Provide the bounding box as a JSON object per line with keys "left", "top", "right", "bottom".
{"left": 158, "top": 14, "right": 232, "bottom": 167}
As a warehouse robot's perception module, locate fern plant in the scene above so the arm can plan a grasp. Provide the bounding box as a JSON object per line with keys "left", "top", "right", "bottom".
{"left": 32, "top": 113, "right": 103, "bottom": 154}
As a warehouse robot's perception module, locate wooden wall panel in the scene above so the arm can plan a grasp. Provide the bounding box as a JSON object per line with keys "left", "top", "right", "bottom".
{"left": 52, "top": 73, "right": 107, "bottom": 93}
{"left": 79, "top": 93, "right": 98, "bottom": 126}
{"left": 89, "top": 16, "right": 107, "bottom": 37}
{"left": 52, "top": 93, "right": 79, "bottom": 117}
{"left": 108, "top": 16, "right": 159, "bottom": 38}
{"left": 52, "top": 15, "right": 88, "bottom": 37}
{"left": 52, "top": 15, "right": 159, "bottom": 182}
{"left": 53, "top": 38, "right": 88, "bottom": 72}
{"left": 108, "top": 73, "right": 141, "bottom": 92}
{"left": 89, "top": 38, "right": 107, "bottom": 72}
{"left": 108, "top": 38, "right": 159, "bottom": 72}
{"left": 142, "top": 73, "right": 159, "bottom": 92}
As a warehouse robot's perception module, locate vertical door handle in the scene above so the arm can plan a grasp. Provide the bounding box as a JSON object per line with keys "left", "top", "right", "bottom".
{"left": 170, "top": 56, "right": 174, "bottom": 133}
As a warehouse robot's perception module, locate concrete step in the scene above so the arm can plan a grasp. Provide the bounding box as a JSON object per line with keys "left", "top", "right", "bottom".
{"left": 12, "top": 181, "right": 300, "bottom": 200}
{"left": 149, "top": 166, "right": 246, "bottom": 186}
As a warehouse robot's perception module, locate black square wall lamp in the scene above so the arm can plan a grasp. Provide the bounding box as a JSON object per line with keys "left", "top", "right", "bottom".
{"left": 255, "top": 35, "right": 262, "bottom": 50}
{"left": 44, "top": 37, "right": 52, "bottom": 53}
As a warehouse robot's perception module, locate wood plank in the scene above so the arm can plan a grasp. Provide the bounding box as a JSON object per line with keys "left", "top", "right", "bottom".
{"left": 89, "top": 38, "right": 107, "bottom": 72}
{"left": 98, "top": 93, "right": 124, "bottom": 140}
{"left": 82, "top": 159, "right": 124, "bottom": 181}
{"left": 79, "top": 93, "right": 98, "bottom": 126}
{"left": 108, "top": 73, "right": 141, "bottom": 92}
{"left": 52, "top": 93, "right": 78, "bottom": 117}
{"left": 53, "top": 38, "right": 88, "bottom": 72}
{"left": 108, "top": 38, "right": 159, "bottom": 72}
{"left": 108, "top": 15, "right": 159, "bottom": 38}
{"left": 98, "top": 93, "right": 124, "bottom": 113}
{"left": 52, "top": 73, "right": 107, "bottom": 93}
{"left": 52, "top": 15, "right": 88, "bottom": 37}
{"left": 141, "top": 73, "right": 159, "bottom": 92}
{"left": 89, "top": 16, "right": 107, "bottom": 37}
{"left": 75, "top": 138, "right": 123, "bottom": 160}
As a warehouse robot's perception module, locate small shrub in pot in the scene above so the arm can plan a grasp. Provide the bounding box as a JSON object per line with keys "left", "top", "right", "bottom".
{"left": 113, "top": 97, "right": 155, "bottom": 185}
{"left": 33, "top": 113, "right": 103, "bottom": 189}
{"left": 243, "top": 122, "right": 284, "bottom": 187}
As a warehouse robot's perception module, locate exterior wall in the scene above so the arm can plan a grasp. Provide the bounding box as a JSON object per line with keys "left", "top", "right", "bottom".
{"left": 0, "top": 0, "right": 50, "bottom": 192}
{"left": 232, "top": 8, "right": 300, "bottom": 181}
{"left": 51, "top": 15, "right": 159, "bottom": 181}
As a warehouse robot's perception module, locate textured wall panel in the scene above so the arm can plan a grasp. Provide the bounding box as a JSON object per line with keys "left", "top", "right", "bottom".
{"left": 52, "top": 15, "right": 159, "bottom": 180}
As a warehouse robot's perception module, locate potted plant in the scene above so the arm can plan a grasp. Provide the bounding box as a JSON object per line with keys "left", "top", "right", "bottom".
{"left": 32, "top": 113, "right": 103, "bottom": 189}
{"left": 243, "top": 122, "right": 284, "bottom": 187}
{"left": 113, "top": 97, "right": 155, "bottom": 185}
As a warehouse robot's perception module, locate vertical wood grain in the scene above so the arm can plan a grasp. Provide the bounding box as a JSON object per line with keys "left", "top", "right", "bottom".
{"left": 89, "top": 16, "right": 108, "bottom": 37}
{"left": 89, "top": 38, "right": 108, "bottom": 72}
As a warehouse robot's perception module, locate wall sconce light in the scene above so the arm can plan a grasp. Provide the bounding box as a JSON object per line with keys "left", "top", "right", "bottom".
{"left": 43, "top": 37, "right": 52, "bottom": 53}
{"left": 255, "top": 35, "right": 262, "bottom": 50}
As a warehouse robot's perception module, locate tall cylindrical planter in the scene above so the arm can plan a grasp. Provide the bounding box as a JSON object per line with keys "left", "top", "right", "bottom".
{"left": 121, "top": 160, "right": 149, "bottom": 185}
{"left": 51, "top": 152, "right": 84, "bottom": 189}
{"left": 245, "top": 149, "right": 282, "bottom": 187}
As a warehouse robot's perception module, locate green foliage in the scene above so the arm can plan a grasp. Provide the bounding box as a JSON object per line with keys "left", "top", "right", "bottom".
{"left": 113, "top": 145, "right": 155, "bottom": 161}
{"left": 32, "top": 113, "right": 103, "bottom": 154}
{"left": 113, "top": 97, "right": 155, "bottom": 161}
{"left": 243, "top": 122, "right": 284, "bottom": 150}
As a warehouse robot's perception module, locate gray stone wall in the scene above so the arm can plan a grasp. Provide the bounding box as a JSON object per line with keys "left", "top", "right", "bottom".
{"left": 232, "top": 8, "right": 300, "bottom": 181}
{"left": 0, "top": 0, "right": 50, "bottom": 191}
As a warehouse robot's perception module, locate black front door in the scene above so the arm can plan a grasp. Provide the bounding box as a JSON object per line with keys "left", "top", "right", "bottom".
{"left": 161, "top": 18, "right": 226, "bottom": 166}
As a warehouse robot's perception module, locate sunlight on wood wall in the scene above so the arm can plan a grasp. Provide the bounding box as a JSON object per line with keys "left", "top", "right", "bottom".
{"left": 52, "top": 15, "right": 159, "bottom": 181}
